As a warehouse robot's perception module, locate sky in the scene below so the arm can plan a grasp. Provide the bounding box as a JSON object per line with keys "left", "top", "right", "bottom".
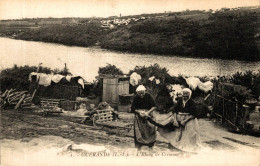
{"left": 0, "top": 0, "right": 259, "bottom": 20}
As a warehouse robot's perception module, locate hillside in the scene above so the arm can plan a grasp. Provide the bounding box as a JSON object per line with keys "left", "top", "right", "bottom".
{"left": 0, "top": 7, "right": 259, "bottom": 61}
{"left": 100, "top": 8, "right": 260, "bottom": 60}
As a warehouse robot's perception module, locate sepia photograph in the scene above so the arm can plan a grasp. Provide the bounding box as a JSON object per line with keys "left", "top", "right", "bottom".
{"left": 0, "top": 0, "right": 260, "bottom": 165}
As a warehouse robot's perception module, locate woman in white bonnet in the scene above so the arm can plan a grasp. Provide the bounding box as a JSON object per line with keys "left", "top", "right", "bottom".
{"left": 131, "top": 85, "right": 157, "bottom": 150}
{"left": 146, "top": 88, "right": 201, "bottom": 152}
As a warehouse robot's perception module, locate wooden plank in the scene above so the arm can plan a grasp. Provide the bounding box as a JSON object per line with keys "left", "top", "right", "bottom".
{"left": 40, "top": 102, "right": 60, "bottom": 105}
{"left": 15, "top": 94, "right": 26, "bottom": 110}
{"left": 103, "top": 78, "right": 119, "bottom": 104}
{"left": 21, "top": 103, "right": 32, "bottom": 106}
{"left": 40, "top": 99, "right": 60, "bottom": 102}
{"left": 111, "top": 78, "right": 118, "bottom": 104}
{"left": 107, "top": 79, "right": 113, "bottom": 103}
{"left": 40, "top": 98, "right": 61, "bottom": 102}
{"left": 124, "top": 81, "right": 129, "bottom": 94}
{"left": 24, "top": 97, "right": 32, "bottom": 102}
{"left": 118, "top": 82, "right": 123, "bottom": 96}
{"left": 41, "top": 106, "right": 58, "bottom": 109}
{"left": 103, "top": 79, "right": 108, "bottom": 102}
{"left": 41, "top": 105, "right": 59, "bottom": 107}
{"left": 5, "top": 89, "right": 13, "bottom": 100}
{"left": 40, "top": 101, "right": 59, "bottom": 103}
{"left": 118, "top": 81, "right": 129, "bottom": 95}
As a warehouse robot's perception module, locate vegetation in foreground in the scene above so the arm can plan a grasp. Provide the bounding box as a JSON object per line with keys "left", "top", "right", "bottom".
{"left": 1, "top": 64, "right": 259, "bottom": 110}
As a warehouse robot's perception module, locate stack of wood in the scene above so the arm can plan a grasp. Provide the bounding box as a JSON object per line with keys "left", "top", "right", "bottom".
{"left": 0, "top": 89, "right": 36, "bottom": 109}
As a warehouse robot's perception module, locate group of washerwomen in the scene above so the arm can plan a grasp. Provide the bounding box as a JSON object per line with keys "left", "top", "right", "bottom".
{"left": 131, "top": 85, "right": 202, "bottom": 152}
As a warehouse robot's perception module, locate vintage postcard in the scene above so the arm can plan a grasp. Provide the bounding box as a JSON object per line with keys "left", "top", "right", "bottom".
{"left": 0, "top": 0, "right": 260, "bottom": 166}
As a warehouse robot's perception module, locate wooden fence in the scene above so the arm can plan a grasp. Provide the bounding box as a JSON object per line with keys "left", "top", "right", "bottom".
{"left": 212, "top": 83, "right": 250, "bottom": 129}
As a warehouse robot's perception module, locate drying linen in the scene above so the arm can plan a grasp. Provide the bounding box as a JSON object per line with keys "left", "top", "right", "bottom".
{"left": 65, "top": 75, "right": 72, "bottom": 82}
{"left": 185, "top": 77, "right": 200, "bottom": 90}
{"left": 155, "top": 79, "right": 160, "bottom": 85}
{"left": 51, "top": 74, "right": 64, "bottom": 83}
{"left": 148, "top": 76, "right": 155, "bottom": 81}
{"left": 28, "top": 72, "right": 38, "bottom": 82}
{"left": 130, "top": 72, "right": 141, "bottom": 86}
{"left": 198, "top": 81, "right": 213, "bottom": 93}
{"left": 78, "top": 78, "right": 85, "bottom": 89}
{"left": 38, "top": 73, "right": 53, "bottom": 86}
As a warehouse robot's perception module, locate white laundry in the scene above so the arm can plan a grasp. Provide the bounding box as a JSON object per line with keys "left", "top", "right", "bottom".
{"left": 130, "top": 72, "right": 141, "bottom": 86}
{"left": 51, "top": 74, "right": 64, "bottom": 83}
{"left": 185, "top": 77, "right": 201, "bottom": 90}
{"left": 148, "top": 76, "right": 155, "bottom": 81}
{"left": 38, "top": 73, "right": 53, "bottom": 86}
{"left": 155, "top": 79, "right": 160, "bottom": 84}
{"left": 198, "top": 81, "right": 213, "bottom": 93}
{"left": 28, "top": 72, "right": 38, "bottom": 82}
{"left": 65, "top": 76, "right": 72, "bottom": 82}
{"left": 78, "top": 78, "right": 85, "bottom": 89}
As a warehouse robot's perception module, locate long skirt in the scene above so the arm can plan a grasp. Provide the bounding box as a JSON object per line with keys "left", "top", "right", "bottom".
{"left": 157, "top": 113, "right": 201, "bottom": 152}
{"left": 134, "top": 114, "right": 156, "bottom": 148}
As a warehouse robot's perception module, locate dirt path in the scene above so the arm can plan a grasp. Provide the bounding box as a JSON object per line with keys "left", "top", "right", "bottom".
{"left": 1, "top": 109, "right": 260, "bottom": 166}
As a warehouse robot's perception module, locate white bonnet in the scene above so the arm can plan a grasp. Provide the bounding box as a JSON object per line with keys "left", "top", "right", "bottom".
{"left": 182, "top": 88, "right": 192, "bottom": 97}
{"left": 136, "top": 85, "right": 146, "bottom": 92}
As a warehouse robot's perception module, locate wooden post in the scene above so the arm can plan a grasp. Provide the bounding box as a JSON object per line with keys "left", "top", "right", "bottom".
{"left": 221, "top": 83, "right": 225, "bottom": 124}
{"left": 212, "top": 82, "right": 217, "bottom": 117}
{"left": 15, "top": 94, "right": 26, "bottom": 110}
{"left": 31, "top": 63, "right": 42, "bottom": 101}
{"left": 234, "top": 98, "right": 238, "bottom": 124}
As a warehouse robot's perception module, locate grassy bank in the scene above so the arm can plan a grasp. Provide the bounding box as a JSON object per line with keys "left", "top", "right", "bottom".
{"left": 100, "top": 8, "right": 260, "bottom": 60}
{"left": 0, "top": 7, "right": 259, "bottom": 60}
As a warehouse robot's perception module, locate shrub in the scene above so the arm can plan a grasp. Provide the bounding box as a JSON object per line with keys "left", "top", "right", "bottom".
{"left": 129, "top": 64, "right": 173, "bottom": 111}
{"left": 0, "top": 65, "right": 71, "bottom": 92}
{"left": 0, "top": 65, "right": 51, "bottom": 91}
{"left": 228, "top": 70, "right": 260, "bottom": 98}
{"left": 98, "top": 64, "right": 124, "bottom": 75}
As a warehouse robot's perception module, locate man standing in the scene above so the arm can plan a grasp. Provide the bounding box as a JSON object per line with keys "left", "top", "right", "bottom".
{"left": 131, "top": 85, "right": 157, "bottom": 150}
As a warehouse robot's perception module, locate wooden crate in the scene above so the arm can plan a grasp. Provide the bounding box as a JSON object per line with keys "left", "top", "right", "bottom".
{"left": 40, "top": 98, "right": 63, "bottom": 116}
{"left": 95, "top": 109, "right": 114, "bottom": 123}
{"left": 93, "top": 108, "right": 133, "bottom": 135}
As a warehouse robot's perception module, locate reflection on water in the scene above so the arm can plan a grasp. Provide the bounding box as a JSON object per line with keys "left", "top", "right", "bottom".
{"left": 1, "top": 37, "right": 260, "bottom": 81}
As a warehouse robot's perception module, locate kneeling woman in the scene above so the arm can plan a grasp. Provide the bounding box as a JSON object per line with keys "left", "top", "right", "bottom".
{"left": 147, "top": 88, "right": 201, "bottom": 152}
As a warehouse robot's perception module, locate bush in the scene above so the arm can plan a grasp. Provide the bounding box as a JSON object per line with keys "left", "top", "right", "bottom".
{"left": 0, "top": 65, "right": 50, "bottom": 91}
{"left": 98, "top": 64, "right": 124, "bottom": 75}
{"left": 129, "top": 64, "right": 174, "bottom": 111}
{"left": 229, "top": 70, "right": 260, "bottom": 98}
{"left": 0, "top": 65, "right": 71, "bottom": 92}
{"left": 129, "top": 63, "right": 171, "bottom": 86}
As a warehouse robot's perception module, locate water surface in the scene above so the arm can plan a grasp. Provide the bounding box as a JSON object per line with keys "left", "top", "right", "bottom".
{"left": 1, "top": 37, "right": 259, "bottom": 81}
